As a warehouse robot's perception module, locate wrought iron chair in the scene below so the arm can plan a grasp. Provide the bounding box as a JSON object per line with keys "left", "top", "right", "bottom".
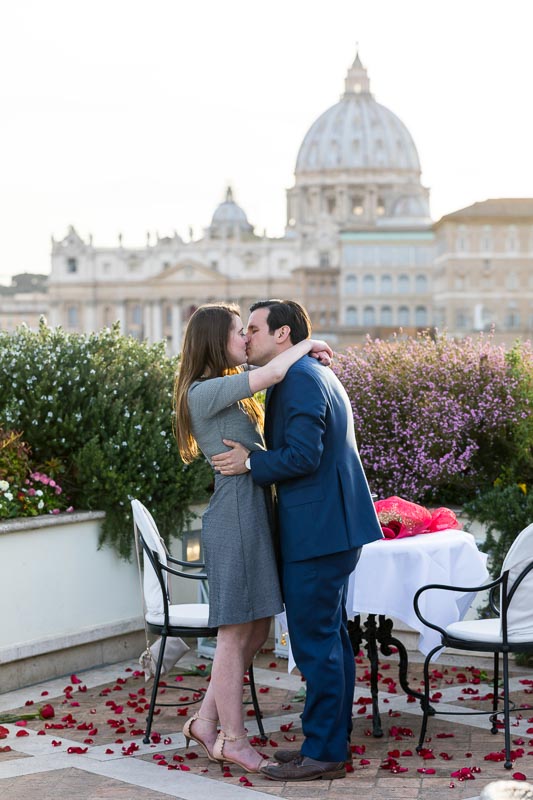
{"left": 414, "top": 522, "right": 533, "bottom": 769}
{"left": 131, "top": 499, "right": 266, "bottom": 744}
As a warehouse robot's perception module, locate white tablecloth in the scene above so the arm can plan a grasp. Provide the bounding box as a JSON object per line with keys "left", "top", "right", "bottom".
{"left": 347, "top": 529, "right": 489, "bottom": 656}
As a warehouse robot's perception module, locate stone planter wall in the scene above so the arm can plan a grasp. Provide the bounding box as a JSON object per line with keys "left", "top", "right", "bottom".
{"left": 0, "top": 505, "right": 205, "bottom": 692}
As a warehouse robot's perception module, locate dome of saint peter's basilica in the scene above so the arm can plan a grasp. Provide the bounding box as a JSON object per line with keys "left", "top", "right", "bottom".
{"left": 287, "top": 53, "right": 431, "bottom": 228}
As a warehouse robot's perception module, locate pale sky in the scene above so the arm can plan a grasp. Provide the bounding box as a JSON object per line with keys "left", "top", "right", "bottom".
{"left": 1, "top": 0, "right": 532, "bottom": 283}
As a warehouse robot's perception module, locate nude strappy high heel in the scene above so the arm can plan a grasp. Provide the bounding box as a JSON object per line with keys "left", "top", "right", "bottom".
{"left": 182, "top": 711, "right": 218, "bottom": 762}
{"left": 213, "top": 730, "right": 270, "bottom": 773}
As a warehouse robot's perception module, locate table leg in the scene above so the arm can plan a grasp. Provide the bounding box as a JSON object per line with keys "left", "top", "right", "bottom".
{"left": 347, "top": 615, "right": 383, "bottom": 736}
{"left": 365, "top": 615, "right": 384, "bottom": 737}
{"left": 375, "top": 616, "right": 426, "bottom": 703}
{"left": 348, "top": 614, "right": 431, "bottom": 738}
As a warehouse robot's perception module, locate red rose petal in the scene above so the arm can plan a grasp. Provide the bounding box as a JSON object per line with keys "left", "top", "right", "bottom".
{"left": 513, "top": 772, "right": 527, "bottom": 781}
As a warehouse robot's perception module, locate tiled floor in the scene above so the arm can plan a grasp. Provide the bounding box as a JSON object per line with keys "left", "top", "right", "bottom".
{"left": 1, "top": 645, "right": 533, "bottom": 800}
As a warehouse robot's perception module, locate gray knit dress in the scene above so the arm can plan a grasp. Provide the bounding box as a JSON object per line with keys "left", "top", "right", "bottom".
{"left": 188, "top": 371, "right": 283, "bottom": 627}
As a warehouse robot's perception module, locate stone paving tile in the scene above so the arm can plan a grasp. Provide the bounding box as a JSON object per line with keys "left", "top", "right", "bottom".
{"left": 0, "top": 748, "right": 28, "bottom": 762}
{"left": 0, "top": 767, "right": 186, "bottom": 800}
{"left": 1, "top": 645, "right": 533, "bottom": 800}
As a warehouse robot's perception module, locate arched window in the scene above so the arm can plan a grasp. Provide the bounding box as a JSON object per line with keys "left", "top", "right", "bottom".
{"left": 398, "top": 274, "right": 410, "bottom": 294}
{"left": 457, "top": 224, "right": 469, "bottom": 252}
{"left": 415, "top": 306, "right": 428, "bottom": 326}
{"left": 506, "top": 271, "right": 519, "bottom": 290}
{"left": 380, "top": 274, "right": 392, "bottom": 294}
{"left": 398, "top": 306, "right": 410, "bottom": 326}
{"left": 345, "top": 274, "right": 357, "bottom": 294}
{"left": 345, "top": 306, "right": 358, "bottom": 326}
{"left": 67, "top": 306, "right": 79, "bottom": 328}
{"left": 363, "top": 306, "right": 375, "bottom": 326}
{"left": 380, "top": 306, "right": 393, "bottom": 325}
{"left": 505, "top": 305, "right": 521, "bottom": 329}
{"left": 132, "top": 304, "right": 143, "bottom": 325}
{"left": 415, "top": 274, "right": 428, "bottom": 294}
{"left": 506, "top": 225, "right": 519, "bottom": 253}
{"left": 352, "top": 196, "right": 364, "bottom": 216}
{"left": 456, "top": 311, "right": 468, "bottom": 329}
{"left": 103, "top": 306, "right": 114, "bottom": 327}
{"left": 481, "top": 225, "right": 492, "bottom": 252}
{"left": 362, "top": 274, "right": 375, "bottom": 295}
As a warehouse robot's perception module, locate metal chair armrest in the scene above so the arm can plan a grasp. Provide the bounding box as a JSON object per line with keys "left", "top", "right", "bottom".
{"left": 167, "top": 554, "right": 206, "bottom": 569}
{"left": 413, "top": 575, "right": 502, "bottom": 635}
{"left": 160, "top": 562, "right": 208, "bottom": 581}
{"left": 488, "top": 584, "right": 501, "bottom": 615}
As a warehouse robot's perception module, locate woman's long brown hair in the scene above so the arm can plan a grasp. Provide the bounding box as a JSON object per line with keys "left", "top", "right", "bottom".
{"left": 174, "top": 303, "right": 263, "bottom": 463}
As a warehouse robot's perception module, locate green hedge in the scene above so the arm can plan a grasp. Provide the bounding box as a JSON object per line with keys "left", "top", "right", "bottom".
{"left": 0, "top": 321, "right": 212, "bottom": 558}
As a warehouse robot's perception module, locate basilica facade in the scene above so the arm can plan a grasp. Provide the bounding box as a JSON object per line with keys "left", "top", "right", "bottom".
{"left": 2, "top": 54, "right": 532, "bottom": 349}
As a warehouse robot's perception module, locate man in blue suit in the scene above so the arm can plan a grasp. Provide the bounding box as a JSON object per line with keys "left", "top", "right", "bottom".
{"left": 212, "top": 299, "right": 382, "bottom": 781}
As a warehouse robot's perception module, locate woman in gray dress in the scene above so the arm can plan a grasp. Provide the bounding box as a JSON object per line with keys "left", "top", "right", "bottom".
{"left": 174, "top": 303, "right": 331, "bottom": 773}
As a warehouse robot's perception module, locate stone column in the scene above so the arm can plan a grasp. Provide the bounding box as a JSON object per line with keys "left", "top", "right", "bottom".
{"left": 143, "top": 303, "right": 151, "bottom": 342}
{"left": 151, "top": 300, "right": 163, "bottom": 342}
{"left": 170, "top": 302, "right": 182, "bottom": 355}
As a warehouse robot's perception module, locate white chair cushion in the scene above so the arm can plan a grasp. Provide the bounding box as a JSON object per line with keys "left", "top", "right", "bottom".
{"left": 446, "top": 617, "right": 533, "bottom": 645}
{"left": 146, "top": 603, "right": 211, "bottom": 628}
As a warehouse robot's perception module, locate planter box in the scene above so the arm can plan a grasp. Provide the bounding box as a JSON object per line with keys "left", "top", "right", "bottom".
{"left": 0, "top": 506, "right": 206, "bottom": 692}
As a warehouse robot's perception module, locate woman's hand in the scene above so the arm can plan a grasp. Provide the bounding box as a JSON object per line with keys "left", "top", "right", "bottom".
{"left": 309, "top": 350, "right": 332, "bottom": 366}
{"left": 308, "top": 339, "right": 333, "bottom": 366}
{"left": 308, "top": 339, "right": 333, "bottom": 358}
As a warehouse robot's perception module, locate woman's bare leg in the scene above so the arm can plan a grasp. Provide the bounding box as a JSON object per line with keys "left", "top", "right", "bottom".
{"left": 191, "top": 617, "right": 272, "bottom": 769}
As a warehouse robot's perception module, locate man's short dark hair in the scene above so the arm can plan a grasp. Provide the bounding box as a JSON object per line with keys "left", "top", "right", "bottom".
{"left": 249, "top": 299, "right": 311, "bottom": 344}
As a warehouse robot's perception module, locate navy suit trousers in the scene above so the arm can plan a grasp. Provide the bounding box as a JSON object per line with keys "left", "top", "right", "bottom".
{"left": 281, "top": 547, "right": 361, "bottom": 762}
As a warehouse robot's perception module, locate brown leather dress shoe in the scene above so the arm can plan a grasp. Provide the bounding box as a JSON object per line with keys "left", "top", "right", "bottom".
{"left": 260, "top": 755, "right": 346, "bottom": 781}
{"left": 274, "top": 744, "right": 353, "bottom": 764}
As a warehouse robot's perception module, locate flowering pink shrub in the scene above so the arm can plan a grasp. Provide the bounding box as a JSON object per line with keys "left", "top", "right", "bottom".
{"left": 0, "top": 428, "right": 72, "bottom": 518}
{"left": 334, "top": 333, "right": 532, "bottom": 503}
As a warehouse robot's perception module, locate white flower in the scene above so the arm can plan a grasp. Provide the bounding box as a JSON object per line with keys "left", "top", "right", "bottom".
{"left": 37, "top": 499, "right": 44, "bottom": 509}
{"left": 0, "top": 480, "right": 9, "bottom": 492}
{"left": 5, "top": 491, "right": 13, "bottom": 501}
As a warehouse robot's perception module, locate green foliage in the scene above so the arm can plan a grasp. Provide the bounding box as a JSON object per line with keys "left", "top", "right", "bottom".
{"left": 0, "top": 321, "right": 212, "bottom": 558}
{"left": 464, "top": 484, "right": 533, "bottom": 578}
{"left": 462, "top": 341, "right": 533, "bottom": 578}
{"left": 0, "top": 429, "right": 30, "bottom": 485}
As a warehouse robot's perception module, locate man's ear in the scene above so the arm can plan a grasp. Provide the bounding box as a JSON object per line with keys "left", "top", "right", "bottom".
{"left": 276, "top": 325, "right": 291, "bottom": 343}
